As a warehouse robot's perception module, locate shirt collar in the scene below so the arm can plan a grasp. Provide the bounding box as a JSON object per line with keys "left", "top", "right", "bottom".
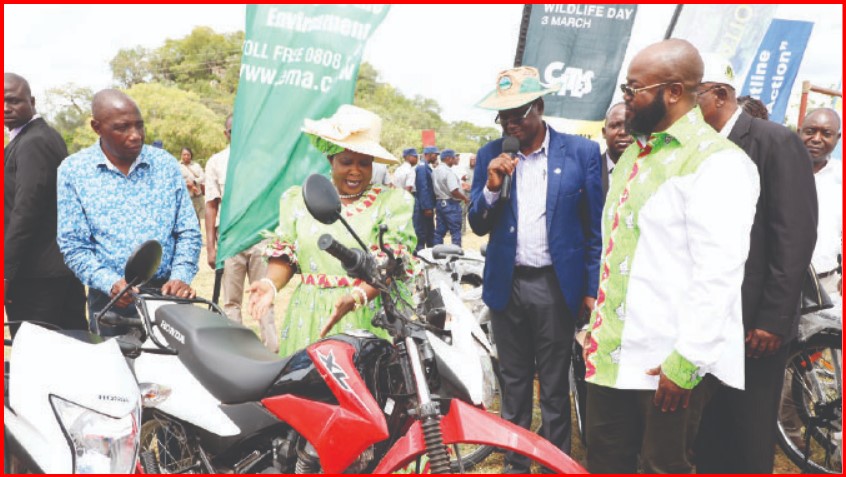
{"left": 719, "top": 107, "right": 743, "bottom": 137}
{"left": 8, "top": 114, "right": 40, "bottom": 141}
{"left": 519, "top": 123, "right": 551, "bottom": 160}
{"left": 634, "top": 107, "right": 709, "bottom": 151}
{"left": 96, "top": 142, "right": 150, "bottom": 175}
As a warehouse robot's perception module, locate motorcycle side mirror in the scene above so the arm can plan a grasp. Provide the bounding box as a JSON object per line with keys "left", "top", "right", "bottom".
{"left": 124, "top": 240, "right": 163, "bottom": 287}
{"left": 302, "top": 174, "right": 341, "bottom": 225}
{"left": 302, "top": 173, "right": 369, "bottom": 251}
{"left": 93, "top": 240, "right": 162, "bottom": 336}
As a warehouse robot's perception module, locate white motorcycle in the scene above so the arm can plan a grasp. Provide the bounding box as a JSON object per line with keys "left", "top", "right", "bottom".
{"left": 3, "top": 241, "right": 169, "bottom": 474}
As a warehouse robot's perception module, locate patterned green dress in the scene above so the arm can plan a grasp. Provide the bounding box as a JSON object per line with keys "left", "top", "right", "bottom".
{"left": 263, "top": 184, "right": 418, "bottom": 357}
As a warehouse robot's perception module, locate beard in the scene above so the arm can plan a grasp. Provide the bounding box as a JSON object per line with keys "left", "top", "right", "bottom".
{"left": 626, "top": 87, "right": 667, "bottom": 135}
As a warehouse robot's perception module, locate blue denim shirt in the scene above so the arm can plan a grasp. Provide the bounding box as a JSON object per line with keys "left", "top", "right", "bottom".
{"left": 57, "top": 142, "right": 201, "bottom": 294}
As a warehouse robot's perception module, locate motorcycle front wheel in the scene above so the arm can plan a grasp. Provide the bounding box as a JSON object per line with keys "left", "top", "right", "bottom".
{"left": 776, "top": 332, "right": 842, "bottom": 474}
{"left": 139, "top": 411, "right": 200, "bottom": 474}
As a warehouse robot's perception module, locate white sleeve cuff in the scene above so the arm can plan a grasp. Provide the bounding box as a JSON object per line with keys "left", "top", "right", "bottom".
{"left": 483, "top": 186, "right": 500, "bottom": 206}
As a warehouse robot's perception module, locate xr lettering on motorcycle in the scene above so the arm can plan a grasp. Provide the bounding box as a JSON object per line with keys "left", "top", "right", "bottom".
{"left": 317, "top": 349, "right": 351, "bottom": 392}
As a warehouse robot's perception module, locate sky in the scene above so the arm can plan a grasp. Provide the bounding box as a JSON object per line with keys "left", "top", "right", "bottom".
{"left": 4, "top": 4, "right": 842, "bottom": 129}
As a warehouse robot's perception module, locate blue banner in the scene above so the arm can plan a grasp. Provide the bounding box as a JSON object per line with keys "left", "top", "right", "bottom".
{"left": 740, "top": 19, "right": 814, "bottom": 124}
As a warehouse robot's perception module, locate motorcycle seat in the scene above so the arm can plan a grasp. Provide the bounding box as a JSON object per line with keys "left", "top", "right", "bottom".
{"left": 154, "top": 304, "right": 290, "bottom": 404}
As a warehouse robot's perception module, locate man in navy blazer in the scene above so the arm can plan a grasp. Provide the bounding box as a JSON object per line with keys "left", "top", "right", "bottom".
{"left": 469, "top": 66, "right": 604, "bottom": 471}
{"left": 413, "top": 146, "right": 438, "bottom": 252}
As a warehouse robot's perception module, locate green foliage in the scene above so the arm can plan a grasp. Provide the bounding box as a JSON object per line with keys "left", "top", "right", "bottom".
{"left": 124, "top": 83, "right": 227, "bottom": 165}
{"left": 45, "top": 26, "right": 498, "bottom": 164}
{"left": 354, "top": 63, "right": 499, "bottom": 159}
{"left": 43, "top": 84, "right": 95, "bottom": 153}
{"left": 110, "top": 27, "right": 244, "bottom": 116}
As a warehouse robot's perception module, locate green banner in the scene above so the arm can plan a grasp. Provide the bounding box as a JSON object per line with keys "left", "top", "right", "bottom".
{"left": 218, "top": 5, "right": 390, "bottom": 265}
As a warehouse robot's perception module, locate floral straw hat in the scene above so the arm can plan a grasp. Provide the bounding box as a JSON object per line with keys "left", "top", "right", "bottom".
{"left": 476, "top": 66, "right": 562, "bottom": 111}
{"left": 302, "top": 104, "right": 398, "bottom": 164}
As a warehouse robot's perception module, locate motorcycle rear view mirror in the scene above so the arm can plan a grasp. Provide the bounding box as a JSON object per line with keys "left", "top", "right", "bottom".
{"left": 124, "top": 240, "right": 163, "bottom": 287}
{"left": 302, "top": 174, "right": 341, "bottom": 225}
{"left": 302, "top": 174, "right": 370, "bottom": 251}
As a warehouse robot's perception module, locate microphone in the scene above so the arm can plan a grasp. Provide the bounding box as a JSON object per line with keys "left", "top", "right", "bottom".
{"left": 500, "top": 136, "right": 519, "bottom": 201}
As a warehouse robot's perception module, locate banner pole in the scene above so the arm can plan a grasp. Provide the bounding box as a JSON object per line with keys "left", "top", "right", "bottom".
{"left": 514, "top": 4, "right": 533, "bottom": 67}
{"left": 664, "top": 4, "right": 684, "bottom": 39}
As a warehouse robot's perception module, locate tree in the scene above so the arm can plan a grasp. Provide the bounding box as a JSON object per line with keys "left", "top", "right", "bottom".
{"left": 125, "top": 83, "right": 228, "bottom": 165}
{"left": 110, "top": 46, "right": 152, "bottom": 88}
{"left": 43, "top": 84, "right": 95, "bottom": 153}
{"left": 110, "top": 27, "right": 244, "bottom": 117}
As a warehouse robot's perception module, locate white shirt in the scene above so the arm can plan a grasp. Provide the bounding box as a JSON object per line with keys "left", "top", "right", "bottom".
{"left": 719, "top": 107, "right": 743, "bottom": 138}
{"left": 392, "top": 162, "right": 416, "bottom": 191}
{"left": 204, "top": 146, "right": 230, "bottom": 227}
{"left": 812, "top": 159, "right": 843, "bottom": 273}
{"left": 371, "top": 162, "right": 390, "bottom": 185}
{"left": 484, "top": 126, "right": 552, "bottom": 267}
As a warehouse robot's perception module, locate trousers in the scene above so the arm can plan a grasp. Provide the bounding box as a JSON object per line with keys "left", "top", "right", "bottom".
{"left": 434, "top": 199, "right": 463, "bottom": 246}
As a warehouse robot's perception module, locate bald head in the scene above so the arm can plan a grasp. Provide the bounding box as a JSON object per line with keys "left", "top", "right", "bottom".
{"left": 804, "top": 108, "right": 841, "bottom": 132}
{"left": 631, "top": 39, "right": 703, "bottom": 90}
{"left": 800, "top": 108, "right": 842, "bottom": 164}
{"left": 4, "top": 73, "right": 31, "bottom": 97}
{"left": 4, "top": 72, "right": 36, "bottom": 130}
{"left": 91, "top": 89, "right": 140, "bottom": 121}
{"left": 624, "top": 40, "right": 703, "bottom": 134}
{"left": 90, "top": 89, "right": 145, "bottom": 164}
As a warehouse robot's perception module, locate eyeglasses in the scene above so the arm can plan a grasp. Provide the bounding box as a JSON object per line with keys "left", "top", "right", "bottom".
{"left": 619, "top": 82, "right": 674, "bottom": 97}
{"left": 695, "top": 84, "right": 725, "bottom": 96}
{"left": 495, "top": 104, "right": 533, "bottom": 126}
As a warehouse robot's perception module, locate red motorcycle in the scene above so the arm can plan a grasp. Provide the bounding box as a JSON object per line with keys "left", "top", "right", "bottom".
{"left": 133, "top": 174, "right": 586, "bottom": 474}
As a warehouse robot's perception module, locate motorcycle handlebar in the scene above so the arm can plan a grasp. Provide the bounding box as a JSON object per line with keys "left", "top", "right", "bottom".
{"left": 99, "top": 311, "right": 143, "bottom": 328}
{"left": 318, "top": 234, "right": 373, "bottom": 280}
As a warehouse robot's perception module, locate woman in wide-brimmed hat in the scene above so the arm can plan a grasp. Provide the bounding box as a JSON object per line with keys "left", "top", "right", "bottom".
{"left": 248, "top": 104, "right": 417, "bottom": 357}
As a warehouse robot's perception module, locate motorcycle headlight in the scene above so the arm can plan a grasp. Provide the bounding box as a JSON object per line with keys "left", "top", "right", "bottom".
{"left": 50, "top": 395, "right": 140, "bottom": 474}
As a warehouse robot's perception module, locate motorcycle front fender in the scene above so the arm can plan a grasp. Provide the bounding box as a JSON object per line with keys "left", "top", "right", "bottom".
{"left": 373, "top": 399, "right": 587, "bottom": 474}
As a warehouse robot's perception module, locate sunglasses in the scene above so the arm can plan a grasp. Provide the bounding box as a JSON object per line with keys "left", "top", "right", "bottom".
{"left": 619, "top": 82, "right": 675, "bottom": 97}
{"left": 495, "top": 103, "right": 534, "bottom": 126}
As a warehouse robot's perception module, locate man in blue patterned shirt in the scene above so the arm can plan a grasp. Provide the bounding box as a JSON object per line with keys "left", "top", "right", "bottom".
{"left": 57, "top": 89, "right": 202, "bottom": 334}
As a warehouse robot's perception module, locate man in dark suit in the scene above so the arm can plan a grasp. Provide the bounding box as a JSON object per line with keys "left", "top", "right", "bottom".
{"left": 4, "top": 72, "right": 86, "bottom": 335}
{"left": 413, "top": 146, "right": 438, "bottom": 253}
{"left": 470, "top": 66, "right": 604, "bottom": 472}
{"left": 600, "top": 102, "right": 632, "bottom": 194}
{"left": 693, "top": 54, "right": 818, "bottom": 473}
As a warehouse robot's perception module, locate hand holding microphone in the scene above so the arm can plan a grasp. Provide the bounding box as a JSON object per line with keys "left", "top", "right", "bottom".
{"left": 486, "top": 136, "right": 520, "bottom": 201}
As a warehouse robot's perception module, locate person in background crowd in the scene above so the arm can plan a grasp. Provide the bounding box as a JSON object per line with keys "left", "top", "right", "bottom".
{"left": 600, "top": 102, "right": 633, "bottom": 194}
{"left": 205, "top": 114, "right": 278, "bottom": 352}
{"left": 413, "top": 146, "right": 438, "bottom": 252}
{"left": 179, "top": 146, "right": 205, "bottom": 224}
{"left": 57, "top": 89, "right": 201, "bottom": 336}
{"left": 737, "top": 95, "right": 770, "bottom": 121}
{"left": 4, "top": 72, "right": 87, "bottom": 336}
{"left": 371, "top": 160, "right": 391, "bottom": 186}
{"left": 460, "top": 154, "right": 476, "bottom": 234}
{"left": 392, "top": 147, "right": 418, "bottom": 192}
{"left": 583, "top": 40, "right": 759, "bottom": 473}
{"left": 469, "top": 66, "right": 604, "bottom": 472}
{"left": 432, "top": 149, "right": 469, "bottom": 246}
{"left": 693, "top": 53, "right": 818, "bottom": 474}
{"left": 800, "top": 108, "right": 842, "bottom": 296}
{"left": 248, "top": 104, "right": 416, "bottom": 357}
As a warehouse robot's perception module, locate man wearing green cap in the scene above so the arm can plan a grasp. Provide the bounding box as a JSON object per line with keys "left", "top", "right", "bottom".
{"left": 469, "top": 65, "right": 604, "bottom": 471}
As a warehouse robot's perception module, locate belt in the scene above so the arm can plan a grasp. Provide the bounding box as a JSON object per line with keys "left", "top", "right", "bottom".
{"left": 438, "top": 199, "right": 461, "bottom": 204}
{"left": 513, "top": 265, "right": 554, "bottom": 278}
{"left": 818, "top": 269, "right": 841, "bottom": 279}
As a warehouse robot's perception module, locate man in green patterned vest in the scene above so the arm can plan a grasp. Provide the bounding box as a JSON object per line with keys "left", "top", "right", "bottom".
{"left": 583, "top": 39, "right": 760, "bottom": 473}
